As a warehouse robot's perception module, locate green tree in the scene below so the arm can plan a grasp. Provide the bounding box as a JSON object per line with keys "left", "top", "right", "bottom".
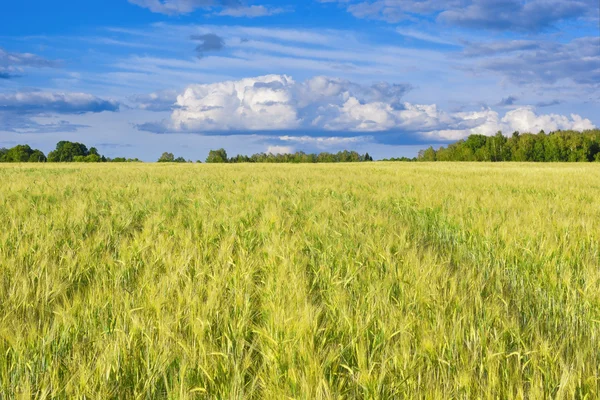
{"left": 158, "top": 152, "right": 175, "bottom": 162}
{"left": 488, "top": 131, "right": 507, "bottom": 162}
{"left": 465, "top": 135, "right": 488, "bottom": 155}
{"left": 206, "top": 149, "right": 228, "bottom": 163}
{"left": 0, "top": 145, "right": 46, "bottom": 162}
{"left": 418, "top": 147, "right": 437, "bottom": 161}
{"left": 86, "top": 154, "right": 101, "bottom": 162}
{"left": 4, "top": 145, "right": 35, "bottom": 162}
{"left": 28, "top": 150, "right": 47, "bottom": 163}
{"left": 47, "top": 141, "right": 89, "bottom": 162}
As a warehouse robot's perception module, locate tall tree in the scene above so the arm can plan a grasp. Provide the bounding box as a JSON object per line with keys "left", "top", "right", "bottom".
{"left": 157, "top": 152, "right": 175, "bottom": 162}
{"left": 206, "top": 149, "right": 228, "bottom": 163}
{"left": 47, "top": 141, "right": 89, "bottom": 162}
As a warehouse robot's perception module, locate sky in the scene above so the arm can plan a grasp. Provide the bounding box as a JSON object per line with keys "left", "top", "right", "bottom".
{"left": 1, "top": 0, "right": 599, "bottom": 161}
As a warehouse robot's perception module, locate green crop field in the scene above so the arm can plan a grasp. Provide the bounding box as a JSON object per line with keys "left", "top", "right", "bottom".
{"left": 1, "top": 163, "right": 599, "bottom": 399}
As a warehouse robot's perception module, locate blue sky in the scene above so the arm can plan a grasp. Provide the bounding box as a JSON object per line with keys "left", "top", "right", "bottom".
{"left": 1, "top": 0, "right": 598, "bottom": 160}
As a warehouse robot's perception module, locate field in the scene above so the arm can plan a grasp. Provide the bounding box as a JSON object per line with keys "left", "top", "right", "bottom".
{"left": 1, "top": 163, "right": 599, "bottom": 399}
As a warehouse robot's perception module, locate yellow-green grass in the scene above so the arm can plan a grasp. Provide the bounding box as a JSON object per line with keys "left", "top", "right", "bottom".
{"left": 0, "top": 163, "right": 599, "bottom": 399}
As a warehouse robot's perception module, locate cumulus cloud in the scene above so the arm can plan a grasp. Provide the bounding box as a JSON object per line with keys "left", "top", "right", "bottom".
{"left": 266, "top": 145, "right": 294, "bottom": 154}
{"left": 325, "top": 0, "right": 595, "bottom": 31}
{"left": 137, "top": 74, "right": 594, "bottom": 142}
{"left": 170, "top": 75, "right": 300, "bottom": 131}
{"left": 0, "top": 47, "right": 58, "bottom": 79}
{"left": 503, "top": 108, "right": 594, "bottom": 134}
{"left": 128, "top": 0, "right": 282, "bottom": 17}
{"left": 426, "top": 107, "right": 595, "bottom": 140}
{"left": 140, "top": 75, "right": 412, "bottom": 133}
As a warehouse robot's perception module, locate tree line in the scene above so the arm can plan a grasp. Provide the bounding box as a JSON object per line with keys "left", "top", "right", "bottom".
{"left": 417, "top": 129, "right": 600, "bottom": 162}
{"left": 380, "top": 156, "right": 417, "bottom": 162}
{"left": 1, "top": 142, "right": 373, "bottom": 164}
{"left": 0, "top": 141, "right": 141, "bottom": 163}
{"left": 157, "top": 149, "right": 374, "bottom": 163}
{"left": 4, "top": 130, "right": 600, "bottom": 164}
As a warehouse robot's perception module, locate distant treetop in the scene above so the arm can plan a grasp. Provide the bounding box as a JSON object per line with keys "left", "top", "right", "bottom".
{"left": 213, "top": 150, "right": 373, "bottom": 163}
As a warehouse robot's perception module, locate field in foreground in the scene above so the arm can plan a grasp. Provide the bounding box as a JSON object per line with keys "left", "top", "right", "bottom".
{"left": 1, "top": 163, "right": 599, "bottom": 399}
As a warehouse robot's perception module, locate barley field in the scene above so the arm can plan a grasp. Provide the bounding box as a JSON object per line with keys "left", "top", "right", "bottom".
{"left": 0, "top": 163, "right": 599, "bottom": 399}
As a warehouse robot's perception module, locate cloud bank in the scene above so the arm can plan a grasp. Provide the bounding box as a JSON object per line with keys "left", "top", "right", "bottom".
{"left": 137, "top": 74, "right": 594, "bottom": 142}
{"left": 0, "top": 91, "right": 120, "bottom": 114}
{"left": 326, "top": 0, "right": 596, "bottom": 31}
{"left": 216, "top": 5, "right": 286, "bottom": 17}
{"left": 439, "top": 0, "right": 594, "bottom": 31}
{"left": 0, "top": 91, "right": 120, "bottom": 133}
{"left": 128, "top": 0, "right": 282, "bottom": 17}
{"left": 464, "top": 37, "right": 600, "bottom": 86}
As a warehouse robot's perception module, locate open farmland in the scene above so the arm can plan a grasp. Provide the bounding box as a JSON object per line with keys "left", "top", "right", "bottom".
{"left": 1, "top": 163, "right": 599, "bottom": 398}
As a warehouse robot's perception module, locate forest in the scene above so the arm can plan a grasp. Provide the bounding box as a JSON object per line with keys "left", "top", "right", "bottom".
{"left": 417, "top": 129, "right": 600, "bottom": 162}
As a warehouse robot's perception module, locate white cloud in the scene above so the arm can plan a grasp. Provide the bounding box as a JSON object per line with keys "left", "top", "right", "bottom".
{"left": 171, "top": 74, "right": 300, "bottom": 131}
{"left": 154, "top": 74, "right": 411, "bottom": 132}
{"left": 318, "top": 97, "right": 400, "bottom": 131}
{"left": 425, "top": 107, "right": 595, "bottom": 140}
{"left": 266, "top": 145, "right": 294, "bottom": 154}
{"left": 138, "top": 74, "right": 595, "bottom": 141}
{"left": 501, "top": 107, "right": 595, "bottom": 133}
